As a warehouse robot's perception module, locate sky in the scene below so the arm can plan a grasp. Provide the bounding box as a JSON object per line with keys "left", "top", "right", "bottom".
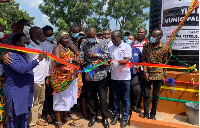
{"left": 14, "top": 0, "right": 149, "bottom": 32}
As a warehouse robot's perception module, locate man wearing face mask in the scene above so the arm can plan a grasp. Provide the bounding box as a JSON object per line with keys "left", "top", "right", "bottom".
{"left": 26, "top": 26, "right": 49, "bottom": 127}
{"left": 3, "top": 33, "right": 47, "bottom": 127}
{"left": 3, "top": 19, "right": 30, "bottom": 45}
{"left": 41, "top": 25, "right": 57, "bottom": 123}
{"left": 103, "top": 29, "right": 113, "bottom": 110}
{"left": 141, "top": 29, "right": 170, "bottom": 120}
{"left": 70, "top": 23, "right": 81, "bottom": 47}
{"left": 79, "top": 27, "right": 111, "bottom": 128}
{"left": 103, "top": 30, "right": 113, "bottom": 48}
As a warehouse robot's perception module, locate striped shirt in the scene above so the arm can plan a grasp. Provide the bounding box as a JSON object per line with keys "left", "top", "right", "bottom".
{"left": 133, "top": 38, "right": 149, "bottom": 53}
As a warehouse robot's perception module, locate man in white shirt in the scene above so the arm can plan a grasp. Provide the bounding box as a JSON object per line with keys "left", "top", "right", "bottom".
{"left": 41, "top": 25, "right": 57, "bottom": 123}
{"left": 109, "top": 30, "right": 132, "bottom": 128}
{"left": 27, "top": 26, "right": 48, "bottom": 127}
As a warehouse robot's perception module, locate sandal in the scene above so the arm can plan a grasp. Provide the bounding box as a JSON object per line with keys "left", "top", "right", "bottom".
{"left": 55, "top": 122, "right": 63, "bottom": 128}
{"left": 63, "top": 117, "right": 76, "bottom": 126}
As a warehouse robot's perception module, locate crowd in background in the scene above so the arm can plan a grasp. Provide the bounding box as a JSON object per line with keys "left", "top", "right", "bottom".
{"left": 0, "top": 19, "right": 169, "bottom": 128}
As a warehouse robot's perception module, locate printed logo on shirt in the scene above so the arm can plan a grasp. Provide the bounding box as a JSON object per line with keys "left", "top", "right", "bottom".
{"left": 134, "top": 53, "right": 138, "bottom": 56}
{"left": 120, "top": 50, "right": 125, "bottom": 52}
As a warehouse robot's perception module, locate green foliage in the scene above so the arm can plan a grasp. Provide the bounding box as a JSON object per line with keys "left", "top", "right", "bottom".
{"left": 0, "top": 0, "right": 35, "bottom": 33}
{"left": 57, "top": 18, "right": 70, "bottom": 32}
{"left": 39, "top": 0, "right": 150, "bottom": 33}
{"left": 106, "top": 0, "right": 150, "bottom": 35}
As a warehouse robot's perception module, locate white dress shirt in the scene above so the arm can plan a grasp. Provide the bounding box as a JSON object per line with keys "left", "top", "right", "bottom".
{"left": 109, "top": 41, "right": 132, "bottom": 80}
{"left": 26, "top": 40, "right": 48, "bottom": 84}
{"left": 41, "top": 40, "right": 57, "bottom": 76}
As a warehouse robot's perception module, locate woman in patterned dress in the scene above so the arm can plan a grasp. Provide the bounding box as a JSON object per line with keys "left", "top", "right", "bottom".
{"left": 51, "top": 30, "right": 82, "bottom": 128}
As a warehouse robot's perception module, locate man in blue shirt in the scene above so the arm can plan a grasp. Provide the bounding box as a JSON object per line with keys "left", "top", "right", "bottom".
{"left": 3, "top": 33, "right": 46, "bottom": 127}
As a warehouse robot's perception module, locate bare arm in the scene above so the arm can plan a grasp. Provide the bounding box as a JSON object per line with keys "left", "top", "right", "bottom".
{"left": 52, "top": 46, "right": 64, "bottom": 67}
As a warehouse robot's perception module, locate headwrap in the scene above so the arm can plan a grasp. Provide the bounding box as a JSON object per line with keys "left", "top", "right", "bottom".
{"left": 55, "top": 30, "right": 69, "bottom": 42}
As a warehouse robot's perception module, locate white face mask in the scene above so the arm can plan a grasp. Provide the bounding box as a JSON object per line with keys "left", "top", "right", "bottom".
{"left": 104, "top": 38, "right": 110, "bottom": 43}
{"left": 23, "top": 26, "right": 31, "bottom": 38}
{"left": 0, "top": 32, "right": 4, "bottom": 39}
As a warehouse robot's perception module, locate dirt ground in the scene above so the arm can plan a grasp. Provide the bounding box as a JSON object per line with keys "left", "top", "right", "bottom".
{"left": 38, "top": 109, "right": 197, "bottom": 128}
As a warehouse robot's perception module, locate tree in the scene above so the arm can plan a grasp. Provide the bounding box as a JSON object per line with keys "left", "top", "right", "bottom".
{"left": 39, "top": 0, "right": 111, "bottom": 31}
{"left": 39, "top": 0, "right": 93, "bottom": 29}
{"left": 106, "top": 0, "right": 149, "bottom": 35}
{"left": 39, "top": 0, "right": 150, "bottom": 33}
{"left": 0, "top": 0, "right": 35, "bottom": 32}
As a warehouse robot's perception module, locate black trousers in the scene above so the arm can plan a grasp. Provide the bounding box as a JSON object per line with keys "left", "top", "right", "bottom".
{"left": 87, "top": 78, "right": 108, "bottom": 119}
{"left": 143, "top": 80, "right": 162, "bottom": 116}
{"left": 44, "top": 85, "right": 53, "bottom": 115}
{"left": 137, "top": 71, "right": 145, "bottom": 109}
{"left": 107, "top": 72, "right": 113, "bottom": 108}
{"left": 130, "top": 74, "right": 141, "bottom": 107}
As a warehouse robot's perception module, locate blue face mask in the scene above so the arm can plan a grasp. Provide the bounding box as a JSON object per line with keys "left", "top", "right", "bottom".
{"left": 46, "top": 35, "right": 55, "bottom": 41}
{"left": 78, "top": 36, "right": 84, "bottom": 40}
{"left": 87, "top": 38, "right": 96, "bottom": 43}
{"left": 72, "top": 33, "right": 79, "bottom": 38}
{"left": 126, "top": 39, "right": 132, "bottom": 46}
{"left": 36, "top": 40, "right": 41, "bottom": 44}
{"left": 123, "top": 36, "right": 128, "bottom": 41}
{"left": 150, "top": 37, "right": 157, "bottom": 43}
{"left": 25, "top": 44, "right": 31, "bottom": 48}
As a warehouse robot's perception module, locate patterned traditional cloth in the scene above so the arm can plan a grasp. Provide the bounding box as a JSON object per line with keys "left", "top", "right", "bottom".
{"left": 141, "top": 42, "right": 170, "bottom": 80}
{"left": 0, "top": 48, "right": 6, "bottom": 121}
{"left": 55, "top": 30, "right": 69, "bottom": 42}
{"left": 51, "top": 48, "right": 83, "bottom": 98}
{"left": 0, "top": 77, "right": 5, "bottom": 121}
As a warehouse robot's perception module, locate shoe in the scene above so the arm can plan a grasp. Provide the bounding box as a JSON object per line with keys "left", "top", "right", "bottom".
{"left": 149, "top": 115, "right": 156, "bottom": 120}
{"left": 36, "top": 120, "right": 48, "bottom": 126}
{"left": 110, "top": 116, "right": 120, "bottom": 125}
{"left": 143, "top": 113, "right": 149, "bottom": 119}
{"left": 131, "top": 106, "right": 141, "bottom": 113}
{"left": 102, "top": 118, "right": 109, "bottom": 128}
{"left": 120, "top": 120, "right": 127, "bottom": 128}
{"left": 88, "top": 117, "right": 97, "bottom": 127}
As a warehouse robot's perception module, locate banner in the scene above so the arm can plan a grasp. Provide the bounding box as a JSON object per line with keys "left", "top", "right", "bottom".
{"left": 161, "top": 0, "right": 199, "bottom": 50}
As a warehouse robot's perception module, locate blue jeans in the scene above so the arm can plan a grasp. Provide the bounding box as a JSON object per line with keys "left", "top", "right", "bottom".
{"left": 112, "top": 80, "right": 130, "bottom": 121}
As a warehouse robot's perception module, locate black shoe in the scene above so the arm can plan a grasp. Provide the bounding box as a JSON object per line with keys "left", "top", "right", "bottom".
{"left": 149, "top": 115, "right": 156, "bottom": 120}
{"left": 102, "top": 118, "right": 109, "bottom": 128}
{"left": 131, "top": 106, "right": 141, "bottom": 113}
{"left": 120, "top": 120, "right": 127, "bottom": 128}
{"left": 88, "top": 118, "right": 97, "bottom": 127}
{"left": 110, "top": 116, "right": 120, "bottom": 125}
{"left": 143, "top": 113, "right": 149, "bottom": 119}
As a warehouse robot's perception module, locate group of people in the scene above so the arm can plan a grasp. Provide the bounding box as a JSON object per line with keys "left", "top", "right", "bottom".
{"left": 0, "top": 18, "right": 169, "bottom": 128}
